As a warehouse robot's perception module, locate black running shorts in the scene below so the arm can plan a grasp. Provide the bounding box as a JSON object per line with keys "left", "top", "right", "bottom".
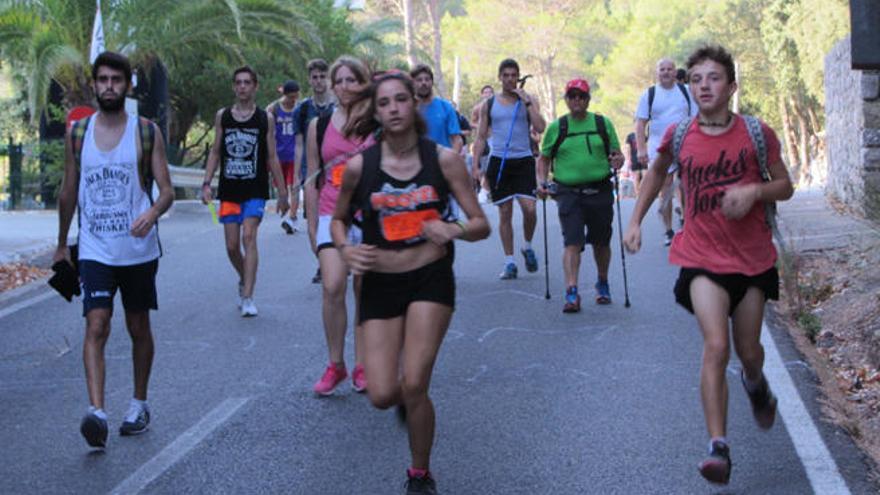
{"left": 359, "top": 256, "right": 455, "bottom": 323}
{"left": 80, "top": 259, "right": 159, "bottom": 317}
{"left": 486, "top": 155, "right": 536, "bottom": 204}
{"left": 674, "top": 266, "right": 779, "bottom": 316}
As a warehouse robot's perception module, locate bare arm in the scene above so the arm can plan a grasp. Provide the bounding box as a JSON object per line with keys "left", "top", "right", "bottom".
{"left": 721, "top": 158, "right": 794, "bottom": 219}
{"left": 265, "top": 112, "right": 289, "bottom": 216}
{"left": 635, "top": 118, "right": 649, "bottom": 165}
{"left": 623, "top": 149, "right": 675, "bottom": 253}
{"left": 131, "top": 123, "right": 173, "bottom": 237}
{"left": 450, "top": 134, "right": 463, "bottom": 154}
{"left": 201, "top": 110, "right": 224, "bottom": 204}
{"left": 523, "top": 91, "right": 545, "bottom": 133}
{"left": 305, "top": 118, "right": 320, "bottom": 253}
{"left": 470, "top": 103, "right": 490, "bottom": 181}
{"left": 535, "top": 154, "right": 551, "bottom": 198}
{"left": 331, "top": 153, "right": 376, "bottom": 274}
{"left": 53, "top": 129, "right": 79, "bottom": 264}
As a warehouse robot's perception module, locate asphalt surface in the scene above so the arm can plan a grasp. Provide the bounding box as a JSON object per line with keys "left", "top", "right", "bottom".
{"left": 0, "top": 195, "right": 876, "bottom": 494}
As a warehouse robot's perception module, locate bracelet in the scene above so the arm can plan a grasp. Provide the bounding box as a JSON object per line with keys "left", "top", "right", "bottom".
{"left": 454, "top": 220, "right": 467, "bottom": 237}
{"left": 202, "top": 180, "right": 211, "bottom": 187}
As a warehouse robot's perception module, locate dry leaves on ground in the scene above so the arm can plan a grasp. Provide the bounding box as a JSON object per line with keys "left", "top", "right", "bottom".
{"left": 0, "top": 263, "right": 50, "bottom": 293}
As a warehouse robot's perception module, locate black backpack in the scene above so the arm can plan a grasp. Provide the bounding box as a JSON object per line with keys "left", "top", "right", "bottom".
{"left": 548, "top": 113, "right": 611, "bottom": 161}
{"left": 647, "top": 82, "right": 692, "bottom": 120}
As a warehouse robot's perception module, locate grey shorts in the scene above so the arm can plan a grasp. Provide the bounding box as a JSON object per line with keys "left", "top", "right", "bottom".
{"left": 554, "top": 182, "right": 614, "bottom": 247}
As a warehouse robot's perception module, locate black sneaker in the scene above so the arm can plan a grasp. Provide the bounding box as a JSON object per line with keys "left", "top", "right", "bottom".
{"left": 742, "top": 371, "right": 777, "bottom": 430}
{"left": 80, "top": 412, "right": 108, "bottom": 448}
{"left": 119, "top": 405, "right": 150, "bottom": 436}
{"left": 664, "top": 229, "right": 674, "bottom": 247}
{"left": 311, "top": 268, "right": 322, "bottom": 284}
{"left": 698, "top": 440, "right": 732, "bottom": 485}
{"left": 404, "top": 474, "right": 438, "bottom": 495}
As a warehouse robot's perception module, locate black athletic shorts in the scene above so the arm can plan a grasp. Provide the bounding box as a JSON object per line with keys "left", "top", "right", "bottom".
{"left": 554, "top": 181, "right": 614, "bottom": 247}
{"left": 674, "top": 266, "right": 779, "bottom": 316}
{"left": 80, "top": 259, "right": 159, "bottom": 317}
{"left": 486, "top": 155, "right": 536, "bottom": 204}
{"left": 359, "top": 256, "right": 455, "bottom": 323}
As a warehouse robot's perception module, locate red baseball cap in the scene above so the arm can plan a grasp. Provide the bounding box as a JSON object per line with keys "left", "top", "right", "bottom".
{"left": 565, "top": 78, "right": 590, "bottom": 95}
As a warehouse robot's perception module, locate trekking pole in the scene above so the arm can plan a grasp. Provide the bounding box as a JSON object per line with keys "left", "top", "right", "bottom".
{"left": 613, "top": 168, "right": 631, "bottom": 308}
{"left": 542, "top": 196, "right": 550, "bottom": 299}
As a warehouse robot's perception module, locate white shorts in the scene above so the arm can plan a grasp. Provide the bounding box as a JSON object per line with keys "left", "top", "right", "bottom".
{"left": 316, "top": 214, "right": 361, "bottom": 251}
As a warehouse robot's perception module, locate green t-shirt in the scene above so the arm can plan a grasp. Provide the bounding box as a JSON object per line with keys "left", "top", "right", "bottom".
{"left": 540, "top": 113, "right": 620, "bottom": 185}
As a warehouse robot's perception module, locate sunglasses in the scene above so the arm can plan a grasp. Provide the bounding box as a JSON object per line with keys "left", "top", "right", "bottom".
{"left": 566, "top": 92, "right": 590, "bottom": 101}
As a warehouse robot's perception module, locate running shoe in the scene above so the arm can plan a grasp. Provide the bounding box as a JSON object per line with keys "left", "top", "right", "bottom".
{"left": 664, "top": 229, "right": 674, "bottom": 247}
{"left": 119, "top": 402, "right": 150, "bottom": 436}
{"left": 80, "top": 411, "right": 108, "bottom": 449}
{"left": 741, "top": 371, "right": 778, "bottom": 430}
{"left": 281, "top": 217, "right": 297, "bottom": 235}
{"left": 521, "top": 248, "right": 539, "bottom": 273}
{"left": 241, "top": 298, "right": 258, "bottom": 317}
{"left": 499, "top": 263, "right": 518, "bottom": 280}
{"left": 404, "top": 473, "right": 438, "bottom": 495}
{"left": 563, "top": 287, "right": 581, "bottom": 313}
{"left": 311, "top": 268, "right": 322, "bottom": 284}
{"left": 352, "top": 364, "right": 367, "bottom": 393}
{"left": 698, "top": 440, "right": 732, "bottom": 485}
{"left": 314, "top": 363, "right": 348, "bottom": 396}
{"left": 595, "top": 279, "right": 612, "bottom": 305}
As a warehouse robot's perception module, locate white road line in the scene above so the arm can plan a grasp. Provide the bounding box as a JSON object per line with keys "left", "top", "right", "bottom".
{"left": 109, "top": 398, "right": 250, "bottom": 495}
{"left": 761, "top": 324, "right": 851, "bottom": 495}
{"left": 0, "top": 291, "right": 54, "bottom": 320}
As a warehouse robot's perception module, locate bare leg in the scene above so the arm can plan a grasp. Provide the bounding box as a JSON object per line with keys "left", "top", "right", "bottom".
{"left": 401, "top": 302, "right": 452, "bottom": 470}
{"left": 363, "top": 316, "right": 405, "bottom": 410}
{"left": 319, "top": 248, "right": 349, "bottom": 365}
{"left": 223, "top": 223, "right": 244, "bottom": 283}
{"left": 84, "top": 308, "right": 112, "bottom": 409}
{"left": 592, "top": 244, "right": 611, "bottom": 280}
{"left": 240, "top": 217, "right": 260, "bottom": 298}
{"left": 517, "top": 196, "right": 536, "bottom": 243}
{"left": 497, "top": 200, "right": 514, "bottom": 256}
{"left": 563, "top": 245, "right": 582, "bottom": 288}
{"left": 659, "top": 175, "right": 674, "bottom": 233}
{"left": 289, "top": 184, "right": 299, "bottom": 219}
{"left": 690, "top": 276, "right": 732, "bottom": 439}
{"left": 125, "top": 310, "right": 154, "bottom": 401}
{"left": 731, "top": 287, "right": 767, "bottom": 382}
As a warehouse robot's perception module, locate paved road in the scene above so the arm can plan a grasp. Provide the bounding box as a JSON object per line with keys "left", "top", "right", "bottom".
{"left": 0, "top": 196, "right": 875, "bottom": 494}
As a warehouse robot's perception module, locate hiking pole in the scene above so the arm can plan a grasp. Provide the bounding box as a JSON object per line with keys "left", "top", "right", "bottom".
{"left": 613, "top": 168, "right": 631, "bottom": 308}
{"left": 542, "top": 195, "right": 550, "bottom": 300}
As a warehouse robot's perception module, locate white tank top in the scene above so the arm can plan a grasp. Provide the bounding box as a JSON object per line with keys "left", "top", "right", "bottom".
{"left": 78, "top": 114, "right": 160, "bottom": 266}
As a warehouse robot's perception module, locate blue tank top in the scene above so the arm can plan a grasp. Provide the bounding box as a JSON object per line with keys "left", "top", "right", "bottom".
{"left": 272, "top": 103, "right": 296, "bottom": 162}
{"left": 488, "top": 96, "right": 532, "bottom": 159}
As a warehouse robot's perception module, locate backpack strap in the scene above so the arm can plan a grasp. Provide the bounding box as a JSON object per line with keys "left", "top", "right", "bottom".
{"left": 485, "top": 96, "right": 494, "bottom": 127}
{"left": 71, "top": 116, "right": 91, "bottom": 177}
{"left": 354, "top": 141, "right": 382, "bottom": 220}
{"left": 671, "top": 117, "right": 695, "bottom": 175}
{"left": 548, "top": 113, "right": 611, "bottom": 161}
{"left": 742, "top": 114, "right": 780, "bottom": 237}
{"left": 676, "top": 82, "right": 692, "bottom": 116}
{"left": 315, "top": 113, "right": 333, "bottom": 187}
{"left": 296, "top": 98, "right": 311, "bottom": 135}
{"left": 647, "top": 86, "right": 656, "bottom": 121}
{"left": 137, "top": 117, "right": 156, "bottom": 197}
{"left": 593, "top": 113, "right": 610, "bottom": 158}
{"left": 549, "top": 115, "right": 569, "bottom": 160}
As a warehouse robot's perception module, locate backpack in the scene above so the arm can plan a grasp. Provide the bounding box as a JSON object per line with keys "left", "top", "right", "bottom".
{"left": 648, "top": 83, "right": 692, "bottom": 120}
{"left": 314, "top": 113, "right": 333, "bottom": 187}
{"left": 548, "top": 113, "right": 611, "bottom": 161}
{"left": 70, "top": 115, "right": 157, "bottom": 199}
{"left": 671, "top": 114, "right": 780, "bottom": 239}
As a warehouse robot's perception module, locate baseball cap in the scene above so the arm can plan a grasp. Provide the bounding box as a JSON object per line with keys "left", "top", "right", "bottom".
{"left": 282, "top": 80, "right": 300, "bottom": 94}
{"left": 565, "top": 78, "right": 590, "bottom": 95}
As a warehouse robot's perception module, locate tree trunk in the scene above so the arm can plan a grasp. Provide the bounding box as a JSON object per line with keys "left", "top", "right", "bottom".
{"left": 402, "top": 0, "right": 417, "bottom": 69}
{"left": 426, "top": 0, "right": 447, "bottom": 98}
{"left": 779, "top": 96, "right": 801, "bottom": 183}
{"left": 791, "top": 97, "right": 812, "bottom": 185}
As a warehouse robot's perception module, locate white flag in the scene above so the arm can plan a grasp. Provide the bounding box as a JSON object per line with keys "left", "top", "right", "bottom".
{"left": 89, "top": 0, "right": 104, "bottom": 64}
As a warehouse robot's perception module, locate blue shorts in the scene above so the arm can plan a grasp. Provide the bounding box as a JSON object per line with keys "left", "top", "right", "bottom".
{"left": 219, "top": 198, "right": 266, "bottom": 224}
{"left": 80, "top": 259, "right": 159, "bottom": 316}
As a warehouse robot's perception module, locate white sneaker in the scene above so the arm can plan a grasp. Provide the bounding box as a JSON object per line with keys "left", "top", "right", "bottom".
{"left": 281, "top": 217, "right": 298, "bottom": 234}
{"left": 241, "top": 297, "right": 258, "bottom": 317}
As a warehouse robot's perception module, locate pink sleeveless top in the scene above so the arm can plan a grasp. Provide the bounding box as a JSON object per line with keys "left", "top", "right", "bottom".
{"left": 318, "top": 121, "right": 375, "bottom": 215}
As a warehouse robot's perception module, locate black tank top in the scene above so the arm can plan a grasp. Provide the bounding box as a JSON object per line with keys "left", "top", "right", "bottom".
{"left": 355, "top": 138, "right": 452, "bottom": 250}
{"left": 218, "top": 107, "right": 269, "bottom": 202}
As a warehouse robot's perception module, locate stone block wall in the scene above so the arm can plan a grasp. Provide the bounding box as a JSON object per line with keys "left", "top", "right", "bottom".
{"left": 825, "top": 37, "right": 880, "bottom": 219}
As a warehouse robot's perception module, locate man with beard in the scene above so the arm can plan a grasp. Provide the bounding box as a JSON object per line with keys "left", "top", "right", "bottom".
{"left": 411, "top": 64, "right": 463, "bottom": 153}
{"left": 201, "top": 66, "right": 289, "bottom": 317}
{"left": 55, "top": 51, "right": 174, "bottom": 449}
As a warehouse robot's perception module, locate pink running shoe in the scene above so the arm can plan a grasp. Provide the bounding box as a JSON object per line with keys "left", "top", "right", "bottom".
{"left": 352, "top": 364, "right": 367, "bottom": 393}
{"left": 313, "top": 363, "right": 347, "bottom": 396}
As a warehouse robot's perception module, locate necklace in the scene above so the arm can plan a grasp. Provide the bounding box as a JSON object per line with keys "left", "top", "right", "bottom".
{"left": 387, "top": 140, "right": 418, "bottom": 159}
{"left": 698, "top": 113, "right": 733, "bottom": 127}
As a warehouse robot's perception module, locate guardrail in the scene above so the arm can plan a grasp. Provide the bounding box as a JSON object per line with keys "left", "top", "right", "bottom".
{"left": 168, "top": 164, "right": 216, "bottom": 189}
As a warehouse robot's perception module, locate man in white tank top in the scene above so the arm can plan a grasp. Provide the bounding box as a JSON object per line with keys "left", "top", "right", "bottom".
{"left": 54, "top": 51, "right": 173, "bottom": 449}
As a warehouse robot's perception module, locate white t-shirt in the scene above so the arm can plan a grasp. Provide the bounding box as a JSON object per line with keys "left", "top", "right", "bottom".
{"left": 635, "top": 83, "right": 698, "bottom": 161}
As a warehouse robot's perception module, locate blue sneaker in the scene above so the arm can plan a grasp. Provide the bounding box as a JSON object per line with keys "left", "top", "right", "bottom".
{"left": 563, "top": 287, "right": 581, "bottom": 313}
{"left": 595, "top": 279, "right": 611, "bottom": 304}
{"left": 499, "top": 263, "right": 518, "bottom": 280}
{"left": 521, "top": 248, "right": 539, "bottom": 273}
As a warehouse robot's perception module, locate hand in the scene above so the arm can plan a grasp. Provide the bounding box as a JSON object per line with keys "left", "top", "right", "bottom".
{"left": 276, "top": 194, "right": 290, "bottom": 217}
{"left": 340, "top": 243, "right": 377, "bottom": 275}
{"left": 608, "top": 151, "right": 624, "bottom": 170}
{"left": 471, "top": 167, "right": 482, "bottom": 185}
{"left": 52, "top": 245, "right": 71, "bottom": 266}
{"left": 422, "top": 220, "right": 460, "bottom": 245}
{"left": 130, "top": 210, "right": 158, "bottom": 238}
{"left": 623, "top": 224, "right": 642, "bottom": 254}
{"left": 637, "top": 151, "right": 649, "bottom": 167}
{"left": 721, "top": 184, "right": 759, "bottom": 220}
{"left": 535, "top": 181, "right": 549, "bottom": 199}
{"left": 511, "top": 88, "right": 530, "bottom": 104}
{"left": 201, "top": 184, "right": 213, "bottom": 204}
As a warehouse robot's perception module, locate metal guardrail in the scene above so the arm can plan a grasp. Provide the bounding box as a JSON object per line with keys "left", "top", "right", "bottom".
{"left": 168, "top": 164, "right": 215, "bottom": 189}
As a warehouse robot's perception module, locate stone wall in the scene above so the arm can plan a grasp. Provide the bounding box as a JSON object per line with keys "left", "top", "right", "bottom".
{"left": 825, "top": 37, "right": 880, "bottom": 219}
